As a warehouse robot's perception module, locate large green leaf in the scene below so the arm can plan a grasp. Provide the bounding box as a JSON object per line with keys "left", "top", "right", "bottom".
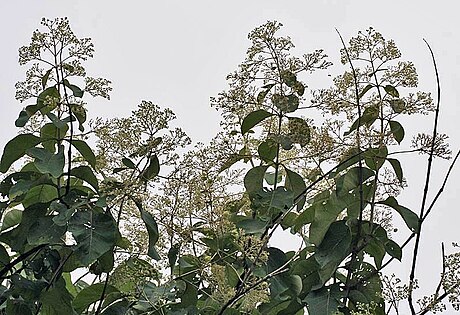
{"left": 1, "top": 209, "right": 23, "bottom": 231}
{"left": 63, "top": 79, "right": 84, "bottom": 97}
{"left": 71, "top": 140, "right": 97, "bottom": 168}
{"left": 387, "top": 158, "right": 403, "bottom": 184}
{"left": 27, "top": 146, "right": 65, "bottom": 178}
{"left": 134, "top": 200, "right": 160, "bottom": 260}
{"left": 315, "top": 221, "right": 352, "bottom": 284}
{"left": 0, "top": 134, "right": 41, "bottom": 173}
{"left": 379, "top": 197, "right": 419, "bottom": 233}
{"left": 241, "top": 109, "right": 274, "bottom": 135}
{"left": 73, "top": 282, "right": 119, "bottom": 314}
{"left": 236, "top": 218, "right": 267, "bottom": 234}
{"left": 27, "top": 216, "right": 66, "bottom": 245}
{"left": 304, "top": 284, "right": 343, "bottom": 315}
{"left": 22, "top": 184, "right": 58, "bottom": 208}
{"left": 40, "top": 277, "right": 76, "bottom": 315}
{"left": 70, "top": 166, "right": 99, "bottom": 191}
{"left": 69, "top": 211, "right": 120, "bottom": 265}
{"left": 244, "top": 166, "right": 268, "bottom": 195}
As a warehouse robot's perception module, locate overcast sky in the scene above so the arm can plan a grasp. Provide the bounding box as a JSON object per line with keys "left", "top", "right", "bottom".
{"left": 1, "top": 1, "right": 459, "bottom": 312}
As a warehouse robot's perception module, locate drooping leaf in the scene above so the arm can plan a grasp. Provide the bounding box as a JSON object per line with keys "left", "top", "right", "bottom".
{"left": 364, "top": 238, "right": 385, "bottom": 269}
{"left": 1, "top": 209, "right": 23, "bottom": 232}
{"left": 70, "top": 166, "right": 99, "bottom": 191}
{"left": 64, "top": 79, "right": 84, "bottom": 97}
{"left": 384, "top": 239, "right": 402, "bottom": 261}
{"left": 71, "top": 140, "right": 96, "bottom": 168}
{"left": 344, "top": 105, "right": 379, "bottom": 136}
{"left": 70, "top": 104, "right": 87, "bottom": 132}
{"left": 379, "top": 197, "right": 419, "bottom": 232}
{"left": 241, "top": 110, "right": 274, "bottom": 135}
{"left": 42, "top": 69, "right": 52, "bottom": 89}
{"left": 15, "top": 110, "right": 30, "bottom": 127}
{"left": 358, "top": 84, "right": 373, "bottom": 99}
{"left": 89, "top": 249, "right": 114, "bottom": 275}
{"left": 168, "top": 245, "right": 179, "bottom": 274}
{"left": 69, "top": 211, "right": 120, "bottom": 265}
{"left": 285, "top": 168, "right": 307, "bottom": 211}
{"left": 140, "top": 155, "right": 160, "bottom": 181}
{"left": 388, "top": 158, "right": 403, "bottom": 183}
{"left": 37, "top": 86, "right": 60, "bottom": 114}
{"left": 133, "top": 200, "right": 160, "bottom": 260}
{"left": 236, "top": 218, "right": 268, "bottom": 234}
{"left": 315, "top": 221, "right": 352, "bottom": 283}
{"left": 0, "top": 134, "right": 41, "bottom": 173}
{"left": 389, "top": 120, "right": 404, "bottom": 144}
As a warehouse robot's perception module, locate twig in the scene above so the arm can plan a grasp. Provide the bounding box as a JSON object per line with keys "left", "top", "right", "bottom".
{"left": 408, "top": 39, "right": 441, "bottom": 314}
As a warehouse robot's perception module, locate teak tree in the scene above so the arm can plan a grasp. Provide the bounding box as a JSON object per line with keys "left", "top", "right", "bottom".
{"left": 0, "top": 18, "right": 459, "bottom": 315}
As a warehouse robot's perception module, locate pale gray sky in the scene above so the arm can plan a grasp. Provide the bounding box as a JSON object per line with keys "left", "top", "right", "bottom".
{"left": 1, "top": 1, "right": 459, "bottom": 312}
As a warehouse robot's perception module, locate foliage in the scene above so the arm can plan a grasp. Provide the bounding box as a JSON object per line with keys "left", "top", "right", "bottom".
{"left": 0, "top": 18, "right": 459, "bottom": 315}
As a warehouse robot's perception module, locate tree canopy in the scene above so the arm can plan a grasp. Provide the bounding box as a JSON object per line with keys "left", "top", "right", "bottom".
{"left": 0, "top": 17, "right": 458, "bottom": 315}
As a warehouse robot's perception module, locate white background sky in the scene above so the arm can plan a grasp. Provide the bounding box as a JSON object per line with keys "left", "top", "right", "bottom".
{"left": 1, "top": 1, "right": 459, "bottom": 312}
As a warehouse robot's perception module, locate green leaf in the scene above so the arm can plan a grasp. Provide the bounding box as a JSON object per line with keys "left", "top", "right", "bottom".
{"left": 241, "top": 110, "right": 274, "bottom": 135}
{"left": 258, "top": 139, "right": 278, "bottom": 162}
{"left": 305, "top": 284, "right": 343, "bottom": 315}
{"left": 315, "top": 221, "right": 352, "bottom": 283}
{"left": 264, "top": 171, "right": 282, "bottom": 185}
{"left": 272, "top": 94, "right": 299, "bottom": 113}
{"left": 385, "top": 239, "right": 402, "bottom": 261}
{"left": 384, "top": 85, "right": 399, "bottom": 98}
{"left": 288, "top": 117, "right": 310, "bottom": 147}
{"left": 73, "top": 283, "right": 119, "bottom": 313}
{"left": 71, "top": 166, "right": 99, "bottom": 191}
{"left": 0, "top": 134, "right": 42, "bottom": 173}
{"left": 37, "top": 86, "right": 60, "bottom": 114}
{"left": 27, "top": 216, "right": 66, "bottom": 245}
{"left": 1, "top": 209, "right": 23, "bottom": 231}
{"left": 40, "top": 123, "right": 68, "bottom": 152}
{"left": 358, "top": 84, "right": 373, "bottom": 99}
{"left": 42, "top": 69, "right": 52, "bottom": 89}
{"left": 389, "top": 120, "right": 404, "bottom": 144}
{"left": 40, "top": 277, "right": 75, "bottom": 315}
{"left": 15, "top": 110, "right": 30, "bottom": 127}
{"left": 0, "top": 243, "right": 10, "bottom": 267}
{"left": 71, "top": 140, "right": 97, "bottom": 168}
{"left": 133, "top": 200, "right": 160, "bottom": 260}
{"left": 22, "top": 184, "right": 58, "bottom": 208}
{"left": 122, "top": 157, "right": 136, "bottom": 169}
{"left": 364, "top": 146, "right": 388, "bottom": 171}
{"left": 168, "top": 245, "right": 179, "bottom": 274}
{"left": 89, "top": 249, "right": 114, "bottom": 275}
{"left": 244, "top": 166, "right": 268, "bottom": 195}
{"left": 389, "top": 99, "right": 406, "bottom": 113}
{"left": 285, "top": 168, "right": 307, "bottom": 211}
{"left": 281, "top": 70, "right": 297, "bottom": 87}
{"left": 27, "top": 146, "right": 65, "bottom": 178}
{"left": 364, "top": 239, "right": 385, "bottom": 269}
{"left": 236, "top": 218, "right": 267, "bottom": 234}
{"left": 69, "top": 211, "right": 120, "bottom": 265}
{"left": 140, "top": 155, "right": 160, "bottom": 181}
{"left": 344, "top": 105, "right": 379, "bottom": 136}
{"left": 64, "top": 79, "right": 84, "bottom": 97}
{"left": 388, "top": 158, "right": 403, "bottom": 183}
{"left": 379, "top": 197, "right": 419, "bottom": 232}
{"left": 293, "top": 81, "right": 305, "bottom": 96}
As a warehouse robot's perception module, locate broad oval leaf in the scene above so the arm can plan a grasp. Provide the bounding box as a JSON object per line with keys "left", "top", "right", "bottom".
{"left": 244, "top": 166, "right": 268, "bottom": 194}
{"left": 0, "top": 134, "right": 41, "bottom": 173}
{"left": 389, "top": 120, "right": 404, "bottom": 144}
{"left": 241, "top": 110, "right": 274, "bottom": 135}
{"left": 133, "top": 200, "right": 160, "bottom": 260}
{"left": 69, "top": 211, "right": 120, "bottom": 265}
{"left": 379, "top": 197, "right": 419, "bottom": 232}
{"left": 73, "top": 282, "right": 119, "bottom": 313}
{"left": 140, "top": 155, "right": 160, "bottom": 181}
{"left": 71, "top": 140, "right": 97, "bottom": 168}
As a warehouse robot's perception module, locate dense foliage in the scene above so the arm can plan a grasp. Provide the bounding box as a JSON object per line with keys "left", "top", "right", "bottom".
{"left": 0, "top": 18, "right": 458, "bottom": 314}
